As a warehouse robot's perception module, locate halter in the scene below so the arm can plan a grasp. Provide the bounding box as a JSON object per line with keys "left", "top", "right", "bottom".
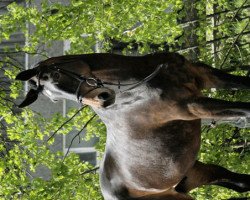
{"left": 39, "top": 63, "right": 167, "bottom": 103}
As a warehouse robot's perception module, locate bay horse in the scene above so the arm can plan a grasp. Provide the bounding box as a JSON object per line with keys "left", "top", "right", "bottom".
{"left": 16, "top": 52, "right": 250, "bottom": 199}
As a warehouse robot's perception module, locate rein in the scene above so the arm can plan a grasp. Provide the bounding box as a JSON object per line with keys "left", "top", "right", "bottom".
{"left": 101, "top": 64, "right": 166, "bottom": 93}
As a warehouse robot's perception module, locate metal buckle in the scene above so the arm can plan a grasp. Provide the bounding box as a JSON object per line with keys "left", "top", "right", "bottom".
{"left": 86, "top": 78, "right": 101, "bottom": 87}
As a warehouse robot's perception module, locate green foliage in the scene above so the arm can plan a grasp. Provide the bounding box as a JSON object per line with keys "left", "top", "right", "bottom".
{"left": 0, "top": 0, "right": 249, "bottom": 199}
{"left": 1, "top": 0, "right": 184, "bottom": 54}
{"left": 0, "top": 107, "right": 103, "bottom": 199}
{"left": 195, "top": 0, "right": 249, "bottom": 68}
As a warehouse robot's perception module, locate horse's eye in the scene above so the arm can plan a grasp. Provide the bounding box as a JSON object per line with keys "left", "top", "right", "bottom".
{"left": 52, "top": 72, "right": 60, "bottom": 80}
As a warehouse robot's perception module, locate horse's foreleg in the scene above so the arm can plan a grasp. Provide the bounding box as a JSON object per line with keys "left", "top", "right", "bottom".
{"left": 192, "top": 63, "right": 250, "bottom": 89}
{"left": 175, "top": 161, "right": 250, "bottom": 193}
{"left": 183, "top": 97, "right": 250, "bottom": 119}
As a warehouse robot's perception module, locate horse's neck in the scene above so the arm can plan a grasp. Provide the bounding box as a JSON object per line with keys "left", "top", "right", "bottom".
{"left": 92, "top": 84, "right": 162, "bottom": 138}
{"left": 92, "top": 65, "right": 145, "bottom": 85}
{"left": 88, "top": 54, "right": 166, "bottom": 85}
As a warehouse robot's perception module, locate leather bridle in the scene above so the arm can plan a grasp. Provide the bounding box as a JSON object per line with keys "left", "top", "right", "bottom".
{"left": 36, "top": 63, "right": 167, "bottom": 103}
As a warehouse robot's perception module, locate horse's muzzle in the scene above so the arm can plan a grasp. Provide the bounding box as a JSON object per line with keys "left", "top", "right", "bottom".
{"left": 81, "top": 88, "right": 115, "bottom": 108}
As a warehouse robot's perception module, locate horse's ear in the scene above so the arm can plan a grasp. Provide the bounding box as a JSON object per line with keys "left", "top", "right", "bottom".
{"left": 16, "top": 68, "right": 37, "bottom": 81}
{"left": 18, "top": 89, "right": 39, "bottom": 108}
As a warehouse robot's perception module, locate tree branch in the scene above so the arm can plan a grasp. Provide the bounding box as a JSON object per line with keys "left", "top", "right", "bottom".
{"left": 219, "top": 20, "right": 249, "bottom": 69}
{"left": 222, "top": 65, "right": 250, "bottom": 72}
{"left": 62, "top": 114, "right": 97, "bottom": 162}
{"left": 81, "top": 166, "right": 99, "bottom": 175}
{"left": 0, "top": 1, "right": 15, "bottom": 10}
{"left": 180, "top": 4, "right": 250, "bottom": 24}
{"left": 230, "top": 0, "right": 248, "bottom": 22}
{"left": 0, "top": 50, "right": 49, "bottom": 59}
{"left": 212, "top": 42, "right": 249, "bottom": 56}
{"left": 46, "top": 105, "right": 87, "bottom": 142}
{"left": 0, "top": 60, "right": 22, "bottom": 69}
{"left": 176, "top": 31, "right": 249, "bottom": 54}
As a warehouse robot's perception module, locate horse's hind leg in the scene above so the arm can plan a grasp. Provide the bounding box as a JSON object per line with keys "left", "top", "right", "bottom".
{"left": 191, "top": 63, "right": 250, "bottom": 89}
{"left": 175, "top": 161, "right": 250, "bottom": 193}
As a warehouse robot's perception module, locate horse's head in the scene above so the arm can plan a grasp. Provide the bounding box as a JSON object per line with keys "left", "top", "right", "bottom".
{"left": 16, "top": 57, "right": 115, "bottom": 108}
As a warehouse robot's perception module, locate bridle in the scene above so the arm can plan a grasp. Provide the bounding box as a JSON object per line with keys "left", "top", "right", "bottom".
{"left": 47, "top": 65, "right": 104, "bottom": 103}
{"left": 36, "top": 63, "right": 167, "bottom": 103}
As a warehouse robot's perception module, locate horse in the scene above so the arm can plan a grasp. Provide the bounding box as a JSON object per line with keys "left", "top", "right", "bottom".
{"left": 16, "top": 52, "right": 250, "bottom": 200}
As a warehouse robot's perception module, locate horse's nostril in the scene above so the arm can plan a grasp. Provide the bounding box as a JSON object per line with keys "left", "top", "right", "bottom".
{"left": 28, "top": 80, "right": 37, "bottom": 87}
{"left": 98, "top": 92, "right": 110, "bottom": 100}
